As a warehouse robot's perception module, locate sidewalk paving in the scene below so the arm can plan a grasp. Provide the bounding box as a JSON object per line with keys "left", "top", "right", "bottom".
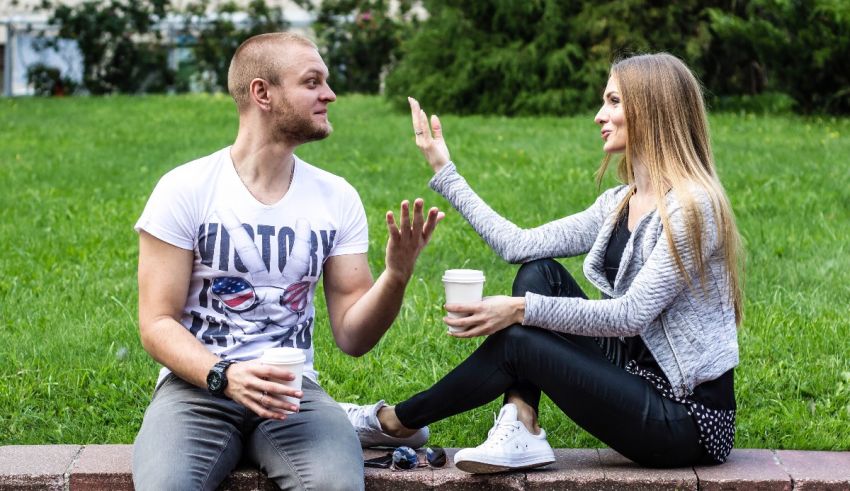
{"left": 1, "top": 445, "right": 848, "bottom": 490}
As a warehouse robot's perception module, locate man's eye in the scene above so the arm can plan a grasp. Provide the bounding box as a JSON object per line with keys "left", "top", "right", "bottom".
{"left": 306, "top": 79, "right": 318, "bottom": 88}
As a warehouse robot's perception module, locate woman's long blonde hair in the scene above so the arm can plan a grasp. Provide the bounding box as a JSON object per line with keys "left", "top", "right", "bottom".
{"left": 595, "top": 53, "right": 744, "bottom": 324}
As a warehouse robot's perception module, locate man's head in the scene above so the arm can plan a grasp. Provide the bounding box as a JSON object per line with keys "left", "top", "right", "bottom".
{"left": 228, "top": 32, "right": 336, "bottom": 144}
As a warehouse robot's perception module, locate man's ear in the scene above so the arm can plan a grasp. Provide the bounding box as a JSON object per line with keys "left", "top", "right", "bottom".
{"left": 249, "top": 78, "right": 272, "bottom": 112}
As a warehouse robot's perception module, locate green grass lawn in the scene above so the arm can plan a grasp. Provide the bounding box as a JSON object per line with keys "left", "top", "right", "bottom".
{"left": 1, "top": 94, "right": 848, "bottom": 450}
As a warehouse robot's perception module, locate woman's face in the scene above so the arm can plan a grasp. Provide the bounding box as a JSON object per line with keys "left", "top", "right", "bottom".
{"left": 594, "top": 77, "right": 627, "bottom": 154}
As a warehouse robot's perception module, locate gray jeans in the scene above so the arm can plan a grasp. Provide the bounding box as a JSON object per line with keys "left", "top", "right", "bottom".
{"left": 132, "top": 374, "right": 364, "bottom": 491}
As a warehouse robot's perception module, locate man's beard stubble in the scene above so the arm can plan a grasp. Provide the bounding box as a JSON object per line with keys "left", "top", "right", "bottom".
{"left": 271, "top": 95, "right": 332, "bottom": 145}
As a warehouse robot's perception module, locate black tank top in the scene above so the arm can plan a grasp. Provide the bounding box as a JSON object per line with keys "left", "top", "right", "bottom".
{"left": 603, "top": 211, "right": 735, "bottom": 411}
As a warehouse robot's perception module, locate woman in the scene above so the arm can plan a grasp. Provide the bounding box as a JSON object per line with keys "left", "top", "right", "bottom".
{"left": 343, "top": 53, "right": 743, "bottom": 472}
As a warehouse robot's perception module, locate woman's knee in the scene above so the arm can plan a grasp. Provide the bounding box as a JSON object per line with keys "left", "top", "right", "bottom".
{"left": 490, "top": 324, "right": 548, "bottom": 350}
{"left": 513, "top": 259, "right": 568, "bottom": 296}
{"left": 512, "top": 259, "right": 584, "bottom": 298}
{"left": 514, "top": 258, "right": 561, "bottom": 283}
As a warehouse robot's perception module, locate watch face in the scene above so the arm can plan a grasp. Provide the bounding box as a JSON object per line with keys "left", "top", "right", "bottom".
{"left": 208, "top": 371, "right": 224, "bottom": 393}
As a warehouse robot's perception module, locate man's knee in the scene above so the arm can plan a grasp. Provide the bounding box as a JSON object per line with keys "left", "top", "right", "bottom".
{"left": 263, "top": 423, "right": 364, "bottom": 490}
{"left": 132, "top": 387, "right": 242, "bottom": 491}
{"left": 258, "top": 393, "right": 364, "bottom": 490}
{"left": 132, "top": 470, "right": 203, "bottom": 491}
{"left": 132, "top": 441, "right": 217, "bottom": 491}
{"left": 306, "top": 402, "right": 364, "bottom": 489}
{"left": 308, "top": 462, "right": 364, "bottom": 491}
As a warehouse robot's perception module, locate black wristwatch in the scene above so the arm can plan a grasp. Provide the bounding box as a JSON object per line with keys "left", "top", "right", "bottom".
{"left": 207, "top": 359, "right": 236, "bottom": 397}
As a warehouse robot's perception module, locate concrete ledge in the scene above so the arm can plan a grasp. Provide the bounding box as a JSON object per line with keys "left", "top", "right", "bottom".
{"left": 1, "top": 445, "right": 848, "bottom": 490}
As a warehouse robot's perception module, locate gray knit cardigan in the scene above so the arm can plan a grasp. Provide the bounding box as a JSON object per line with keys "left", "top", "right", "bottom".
{"left": 430, "top": 162, "right": 739, "bottom": 398}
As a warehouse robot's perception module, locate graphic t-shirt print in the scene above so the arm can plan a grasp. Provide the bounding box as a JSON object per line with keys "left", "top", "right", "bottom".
{"left": 189, "top": 208, "right": 337, "bottom": 351}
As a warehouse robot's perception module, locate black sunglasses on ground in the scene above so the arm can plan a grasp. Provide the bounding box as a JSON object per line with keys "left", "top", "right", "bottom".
{"left": 363, "top": 446, "right": 447, "bottom": 470}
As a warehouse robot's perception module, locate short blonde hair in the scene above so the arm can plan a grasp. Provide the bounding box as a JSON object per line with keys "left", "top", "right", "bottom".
{"left": 227, "top": 32, "right": 317, "bottom": 112}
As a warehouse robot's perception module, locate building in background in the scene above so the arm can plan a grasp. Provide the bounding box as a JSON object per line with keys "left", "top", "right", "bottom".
{"left": 1, "top": 0, "right": 315, "bottom": 96}
{"left": 1, "top": 12, "right": 82, "bottom": 96}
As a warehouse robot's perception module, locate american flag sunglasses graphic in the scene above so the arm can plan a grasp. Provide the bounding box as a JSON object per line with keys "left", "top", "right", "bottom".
{"left": 281, "top": 281, "right": 310, "bottom": 314}
{"left": 211, "top": 277, "right": 259, "bottom": 312}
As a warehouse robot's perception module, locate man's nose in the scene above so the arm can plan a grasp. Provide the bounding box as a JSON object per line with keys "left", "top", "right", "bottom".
{"left": 322, "top": 83, "right": 337, "bottom": 102}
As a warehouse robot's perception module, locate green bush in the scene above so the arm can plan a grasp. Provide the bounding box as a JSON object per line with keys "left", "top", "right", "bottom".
{"left": 705, "top": 0, "right": 850, "bottom": 114}
{"left": 709, "top": 92, "right": 796, "bottom": 115}
{"left": 302, "top": 0, "right": 415, "bottom": 94}
{"left": 180, "top": 0, "right": 289, "bottom": 93}
{"left": 26, "top": 63, "right": 77, "bottom": 96}
{"left": 385, "top": 0, "right": 716, "bottom": 115}
{"left": 41, "top": 0, "right": 174, "bottom": 94}
{"left": 38, "top": 0, "right": 288, "bottom": 95}
{"left": 385, "top": 0, "right": 850, "bottom": 115}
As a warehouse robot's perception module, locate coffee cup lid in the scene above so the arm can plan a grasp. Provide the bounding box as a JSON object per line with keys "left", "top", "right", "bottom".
{"left": 261, "top": 347, "right": 305, "bottom": 364}
{"left": 442, "top": 269, "right": 485, "bottom": 283}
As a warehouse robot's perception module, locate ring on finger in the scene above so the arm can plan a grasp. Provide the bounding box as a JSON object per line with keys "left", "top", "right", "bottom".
{"left": 260, "top": 391, "right": 267, "bottom": 407}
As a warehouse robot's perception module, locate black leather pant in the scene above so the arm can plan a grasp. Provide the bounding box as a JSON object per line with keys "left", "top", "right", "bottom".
{"left": 395, "top": 259, "right": 706, "bottom": 467}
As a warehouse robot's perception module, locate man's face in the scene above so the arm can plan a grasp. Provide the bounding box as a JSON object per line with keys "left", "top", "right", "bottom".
{"left": 270, "top": 45, "right": 337, "bottom": 144}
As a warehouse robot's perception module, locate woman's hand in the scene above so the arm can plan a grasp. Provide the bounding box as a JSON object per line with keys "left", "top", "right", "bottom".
{"left": 409, "top": 97, "right": 451, "bottom": 173}
{"left": 444, "top": 295, "right": 526, "bottom": 338}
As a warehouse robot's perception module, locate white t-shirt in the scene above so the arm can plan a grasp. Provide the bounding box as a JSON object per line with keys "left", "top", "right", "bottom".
{"left": 135, "top": 147, "right": 368, "bottom": 384}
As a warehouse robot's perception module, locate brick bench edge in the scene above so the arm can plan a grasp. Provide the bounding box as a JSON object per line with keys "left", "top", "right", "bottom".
{"left": 1, "top": 445, "right": 848, "bottom": 490}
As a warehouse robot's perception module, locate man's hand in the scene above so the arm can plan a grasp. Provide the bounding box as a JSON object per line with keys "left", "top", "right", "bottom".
{"left": 444, "top": 295, "right": 526, "bottom": 338}
{"left": 323, "top": 198, "right": 443, "bottom": 356}
{"left": 409, "top": 97, "right": 451, "bottom": 173}
{"left": 223, "top": 360, "right": 303, "bottom": 420}
{"left": 384, "top": 198, "right": 445, "bottom": 282}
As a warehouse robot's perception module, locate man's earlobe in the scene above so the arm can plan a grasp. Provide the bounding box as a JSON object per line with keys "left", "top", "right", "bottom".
{"left": 250, "top": 78, "right": 272, "bottom": 111}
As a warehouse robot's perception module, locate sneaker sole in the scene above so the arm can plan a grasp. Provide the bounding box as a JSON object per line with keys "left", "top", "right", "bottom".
{"left": 357, "top": 428, "right": 429, "bottom": 449}
{"left": 454, "top": 458, "right": 555, "bottom": 474}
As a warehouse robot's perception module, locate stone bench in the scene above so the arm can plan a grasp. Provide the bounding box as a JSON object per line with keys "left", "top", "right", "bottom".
{"left": 1, "top": 445, "right": 848, "bottom": 490}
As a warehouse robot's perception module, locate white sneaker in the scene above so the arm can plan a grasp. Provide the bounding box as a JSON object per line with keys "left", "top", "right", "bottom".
{"left": 339, "top": 400, "right": 429, "bottom": 448}
{"left": 453, "top": 403, "right": 555, "bottom": 474}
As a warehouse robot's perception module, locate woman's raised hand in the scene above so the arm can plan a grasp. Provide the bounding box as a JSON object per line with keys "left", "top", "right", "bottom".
{"left": 409, "top": 97, "right": 451, "bottom": 173}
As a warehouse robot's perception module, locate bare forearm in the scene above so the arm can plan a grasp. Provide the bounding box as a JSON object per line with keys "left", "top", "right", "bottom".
{"left": 325, "top": 199, "right": 443, "bottom": 357}
{"left": 140, "top": 317, "right": 219, "bottom": 388}
{"left": 335, "top": 269, "right": 409, "bottom": 356}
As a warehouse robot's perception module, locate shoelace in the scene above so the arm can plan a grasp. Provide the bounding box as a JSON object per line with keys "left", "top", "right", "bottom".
{"left": 345, "top": 404, "right": 377, "bottom": 431}
{"left": 481, "top": 413, "right": 519, "bottom": 448}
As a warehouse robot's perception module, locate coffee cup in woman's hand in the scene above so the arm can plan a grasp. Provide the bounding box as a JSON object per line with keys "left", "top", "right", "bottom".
{"left": 442, "top": 269, "right": 485, "bottom": 333}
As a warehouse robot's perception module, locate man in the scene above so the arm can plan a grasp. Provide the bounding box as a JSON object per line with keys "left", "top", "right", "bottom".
{"left": 132, "top": 32, "right": 440, "bottom": 490}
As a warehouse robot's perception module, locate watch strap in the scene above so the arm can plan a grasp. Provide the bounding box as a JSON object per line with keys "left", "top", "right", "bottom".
{"left": 207, "top": 359, "right": 236, "bottom": 396}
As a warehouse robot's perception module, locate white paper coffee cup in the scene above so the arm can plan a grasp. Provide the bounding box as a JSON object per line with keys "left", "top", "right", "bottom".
{"left": 259, "top": 347, "right": 305, "bottom": 414}
{"left": 442, "top": 269, "right": 485, "bottom": 333}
